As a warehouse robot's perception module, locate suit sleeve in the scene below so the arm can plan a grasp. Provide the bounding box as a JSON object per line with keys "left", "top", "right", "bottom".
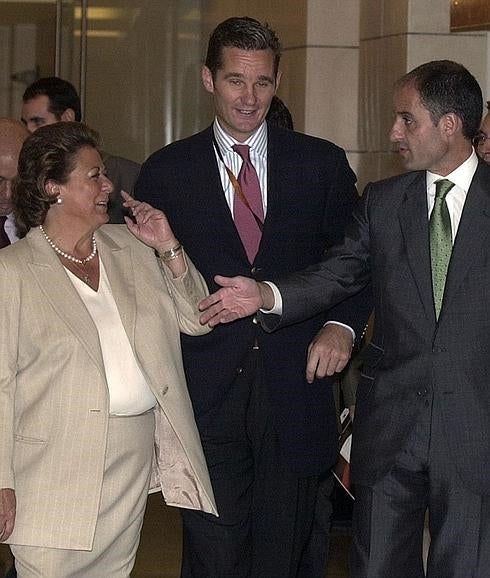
{"left": 261, "top": 186, "right": 372, "bottom": 332}
{"left": 158, "top": 252, "right": 211, "bottom": 337}
{"left": 103, "top": 155, "right": 141, "bottom": 195}
{"left": 320, "top": 151, "right": 372, "bottom": 338}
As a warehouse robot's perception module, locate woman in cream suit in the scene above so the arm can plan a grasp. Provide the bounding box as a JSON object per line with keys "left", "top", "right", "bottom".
{"left": 0, "top": 122, "right": 217, "bottom": 577}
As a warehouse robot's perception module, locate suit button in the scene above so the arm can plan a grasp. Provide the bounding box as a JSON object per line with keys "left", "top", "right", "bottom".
{"left": 236, "top": 367, "right": 243, "bottom": 374}
{"left": 161, "top": 385, "right": 169, "bottom": 395}
{"left": 432, "top": 346, "right": 447, "bottom": 353}
{"left": 252, "top": 315, "right": 259, "bottom": 325}
{"left": 251, "top": 266, "right": 262, "bottom": 275}
{"left": 416, "top": 388, "right": 428, "bottom": 396}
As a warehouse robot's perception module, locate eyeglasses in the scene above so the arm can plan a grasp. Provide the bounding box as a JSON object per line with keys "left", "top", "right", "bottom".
{"left": 473, "top": 132, "right": 490, "bottom": 147}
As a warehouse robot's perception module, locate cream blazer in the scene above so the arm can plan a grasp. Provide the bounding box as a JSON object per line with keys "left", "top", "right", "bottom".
{"left": 0, "top": 225, "right": 217, "bottom": 550}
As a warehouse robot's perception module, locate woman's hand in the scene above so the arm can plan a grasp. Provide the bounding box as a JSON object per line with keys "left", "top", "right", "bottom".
{"left": 122, "top": 191, "right": 178, "bottom": 253}
{"left": 122, "top": 191, "right": 186, "bottom": 277}
{"left": 0, "top": 488, "right": 16, "bottom": 542}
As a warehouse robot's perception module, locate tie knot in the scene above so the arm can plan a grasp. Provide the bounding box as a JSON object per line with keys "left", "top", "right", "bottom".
{"left": 232, "top": 144, "right": 251, "bottom": 162}
{"left": 434, "top": 179, "right": 454, "bottom": 200}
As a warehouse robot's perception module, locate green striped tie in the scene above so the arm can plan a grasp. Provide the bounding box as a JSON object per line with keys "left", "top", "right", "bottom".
{"left": 430, "top": 179, "right": 454, "bottom": 319}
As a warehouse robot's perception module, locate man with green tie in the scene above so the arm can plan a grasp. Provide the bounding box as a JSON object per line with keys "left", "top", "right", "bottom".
{"left": 199, "top": 60, "right": 490, "bottom": 578}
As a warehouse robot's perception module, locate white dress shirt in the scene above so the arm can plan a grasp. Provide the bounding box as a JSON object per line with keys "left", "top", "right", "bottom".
{"left": 3, "top": 213, "right": 19, "bottom": 243}
{"left": 426, "top": 149, "right": 478, "bottom": 237}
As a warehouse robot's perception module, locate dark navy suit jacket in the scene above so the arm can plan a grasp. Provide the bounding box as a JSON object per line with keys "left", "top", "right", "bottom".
{"left": 135, "top": 123, "right": 370, "bottom": 476}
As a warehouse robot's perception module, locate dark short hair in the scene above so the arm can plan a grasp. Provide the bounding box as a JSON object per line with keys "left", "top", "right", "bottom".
{"left": 266, "top": 95, "right": 294, "bottom": 130}
{"left": 23, "top": 77, "right": 82, "bottom": 122}
{"left": 205, "top": 16, "right": 281, "bottom": 79}
{"left": 396, "top": 60, "right": 482, "bottom": 140}
{"left": 13, "top": 122, "right": 99, "bottom": 236}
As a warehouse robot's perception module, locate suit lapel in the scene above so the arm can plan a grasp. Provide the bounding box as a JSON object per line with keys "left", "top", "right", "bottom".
{"left": 441, "top": 163, "right": 490, "bottom": 316}
{"left": 96, "top": 228, "right": 137, "bottom": 347}
{"left": 26, "top": 227, "right": 105, "bottom": 375}
{"left": 398, "top": 171, "right": 435, "bottom": 323}
{"left": 260, "top": 126, "right": 281, "bottom": 259}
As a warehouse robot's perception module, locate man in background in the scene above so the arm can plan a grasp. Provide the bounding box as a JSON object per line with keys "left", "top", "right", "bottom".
{"left": 136, "top": 16, "right": 370, "bottom": 578}
{"left": 21, "top": 77, "right": 140, "bottom": 223}
{"left": 0, "top": 119, "right": 28, "bottom": 247}
{"left": 474, "top": 100, "right": 490, "bottom": 164}
{"left": 266, "top": 95, "right": 294, "bottom": 130}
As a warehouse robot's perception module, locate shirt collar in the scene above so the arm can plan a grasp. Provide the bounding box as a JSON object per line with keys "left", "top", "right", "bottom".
{"left": 213, "top": 118, "right": 268, "bottom": 159}
{"left": 426, "top": 149, "right": 478, "bottom": 194}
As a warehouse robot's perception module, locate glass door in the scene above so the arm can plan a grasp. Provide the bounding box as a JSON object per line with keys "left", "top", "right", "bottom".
{"left": 0, "top": 0, "right": 83, "bottom": 118}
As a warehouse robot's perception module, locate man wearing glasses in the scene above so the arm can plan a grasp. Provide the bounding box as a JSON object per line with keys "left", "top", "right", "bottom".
{"left": 474, "top": 101, "right": 490, "bottom": 163}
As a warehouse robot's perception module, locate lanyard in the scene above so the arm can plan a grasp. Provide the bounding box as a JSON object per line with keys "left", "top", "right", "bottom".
{"left": 212, "top": 134, "right": 264, "bottom": 232}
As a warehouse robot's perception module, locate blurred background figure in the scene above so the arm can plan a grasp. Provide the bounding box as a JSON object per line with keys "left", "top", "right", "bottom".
{"left": 474, "top": 100, "right": 490, "bottom": 164}
{"left": 0, "top": 119, "right": 29, "bottom": 247}
{"left": 21, "top": 77, "right": 140, "bottom": 223}
{"left": 266, "top": 95, "right": 294, "bottom": 130}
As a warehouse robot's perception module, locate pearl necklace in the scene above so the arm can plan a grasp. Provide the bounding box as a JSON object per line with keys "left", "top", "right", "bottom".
{"left": 39, "top": 224, "right": 97, "bottom": 265}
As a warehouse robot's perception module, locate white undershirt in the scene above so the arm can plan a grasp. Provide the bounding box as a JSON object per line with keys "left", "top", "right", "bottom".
{"left": 65, "top": 258, "right": 157, "bottom": 415}
{"left": 4, "top": 213, "right": 19, "bottom": 243}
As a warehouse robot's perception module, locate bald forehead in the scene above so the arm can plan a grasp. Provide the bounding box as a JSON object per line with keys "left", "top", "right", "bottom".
{"left": 0, "top": 118, "right": 29, "bottom": 155}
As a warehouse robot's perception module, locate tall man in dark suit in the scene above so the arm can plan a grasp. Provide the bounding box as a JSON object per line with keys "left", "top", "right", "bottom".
{"left": 135, "top": 16, "right": 369, "bottom": 578}
{"left": 200, "top": 60, "right": 490, "bottom": 578}
{"left": 474, "top": 100, "right": 490, "bottom": 164}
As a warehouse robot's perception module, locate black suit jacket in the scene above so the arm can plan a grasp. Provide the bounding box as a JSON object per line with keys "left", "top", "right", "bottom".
{"left": 135, "top": 124, "right": 370, "bottom": 476}
{"left": 102, "top": 152, "right": 140, "bottom": 223}
{"left": 264, "top": 159, "right": 490, "bottom": 492}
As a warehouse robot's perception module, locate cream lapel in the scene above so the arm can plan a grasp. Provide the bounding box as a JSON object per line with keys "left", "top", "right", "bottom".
{"left": 26, "top": 227, "right": 105, "bottom": 376}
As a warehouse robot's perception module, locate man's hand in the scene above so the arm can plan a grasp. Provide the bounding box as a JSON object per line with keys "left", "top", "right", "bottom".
{"left": 306, "top": 324, "right": 354, "bottom": 383}
{"left": 0, "top": 488, "right": 16, "bottom": 542}
{"left": 199, "top": 275, "right": 273, "bottom": 327}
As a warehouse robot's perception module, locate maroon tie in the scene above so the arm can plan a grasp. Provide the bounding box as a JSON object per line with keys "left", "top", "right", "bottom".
{"left": 0, "top": 216, "right": 10, "bottom": 249}
{"left": 232, "top": 144, "right": 264, "bottom": 262}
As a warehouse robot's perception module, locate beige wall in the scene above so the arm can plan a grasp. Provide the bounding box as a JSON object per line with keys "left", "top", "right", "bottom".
{"left": 357, "top": 0, "right": 488, "bottom": 189}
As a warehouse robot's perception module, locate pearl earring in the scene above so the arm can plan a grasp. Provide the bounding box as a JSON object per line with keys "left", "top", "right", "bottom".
{"left": 56, "top": 197, "right": 63, "bottom": 204}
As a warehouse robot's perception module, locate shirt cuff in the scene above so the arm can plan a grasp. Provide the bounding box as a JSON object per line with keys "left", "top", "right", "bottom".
{"left": 259, "top": 284, "right": 356, "bottom": 344}
{"left": 324, "top": 321, "right": 356, "bottom": 342}
{"left": 260, "top": 281, "right": 283, "bottom": 315}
